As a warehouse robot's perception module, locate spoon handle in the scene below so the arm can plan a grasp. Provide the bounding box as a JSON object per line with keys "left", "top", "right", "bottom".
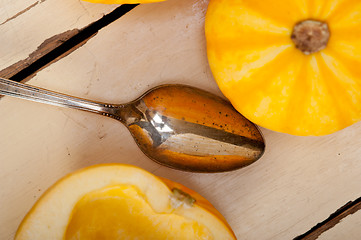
{"left": 0, "top": 77, "right": 120, "bottom": 118}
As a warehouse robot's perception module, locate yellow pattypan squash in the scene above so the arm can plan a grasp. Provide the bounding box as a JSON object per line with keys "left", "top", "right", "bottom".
{"left": 205, "top": 0, "right": 361, "bottom": 136}
{"left": 82, "top": 0, "right": 165, "bottom": 4}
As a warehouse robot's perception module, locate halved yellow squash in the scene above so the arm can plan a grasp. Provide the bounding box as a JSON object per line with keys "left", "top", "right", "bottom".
{"left": 15, "top": 164, "right": 236, "bottom": 240}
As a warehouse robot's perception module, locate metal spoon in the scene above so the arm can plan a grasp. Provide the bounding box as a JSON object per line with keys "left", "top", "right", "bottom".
{"left": 0, "top": 77, "right": 265, "bottom": 172}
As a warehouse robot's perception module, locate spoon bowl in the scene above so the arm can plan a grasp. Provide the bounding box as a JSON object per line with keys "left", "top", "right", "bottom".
{"left": 0, "top": 78, "right": 265, "bottom": 172}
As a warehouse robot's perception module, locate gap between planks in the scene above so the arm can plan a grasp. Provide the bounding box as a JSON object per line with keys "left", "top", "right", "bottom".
{"left": 294, "top": 196, "right": 361, "bottom": 239}
{"left": 0, "top": 4, "right": 138, "bottom": 83}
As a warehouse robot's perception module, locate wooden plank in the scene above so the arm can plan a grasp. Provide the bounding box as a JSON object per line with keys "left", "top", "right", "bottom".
{"left": 1, "top": 0, "right": 361, "bottom": 239}
{"left": 0, "top": 0, "right": 118, "bottom": 71}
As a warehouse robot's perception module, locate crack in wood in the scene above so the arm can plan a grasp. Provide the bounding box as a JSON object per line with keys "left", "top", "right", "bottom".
{"left": 0, "top": 4, "right": 138, "bottom": 82}
{"left": 0, "top": 29, "right": 80, "bottom": 81}
{"left": 0, "top": 1, "right": 41, "bottom": 26}
{"left": 294, "top": 196, "right": 361, "bottom": 240}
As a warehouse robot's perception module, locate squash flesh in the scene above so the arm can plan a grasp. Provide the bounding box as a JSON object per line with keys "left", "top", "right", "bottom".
{"left": 65, "top": 185, "right": 212, "bottom": 239}
{"left": 206, "top": 0, "right": 361, "bottom": 135}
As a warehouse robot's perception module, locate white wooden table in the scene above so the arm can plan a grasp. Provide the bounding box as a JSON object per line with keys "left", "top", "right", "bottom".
{"left": 1, "top": 0, "right": 361, "bottom": 239}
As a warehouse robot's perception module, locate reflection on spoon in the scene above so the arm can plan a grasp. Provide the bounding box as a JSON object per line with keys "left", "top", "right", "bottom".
{"left": 122, "top": 85, "right": 265, "bottom": 172}
{"left": 0, "top": 78, "right": 265, "bottom": 172}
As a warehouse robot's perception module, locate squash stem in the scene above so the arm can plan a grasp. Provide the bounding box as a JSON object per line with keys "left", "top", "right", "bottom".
{"left": 291, "top": 20, "right": 330, "bottom": 55}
